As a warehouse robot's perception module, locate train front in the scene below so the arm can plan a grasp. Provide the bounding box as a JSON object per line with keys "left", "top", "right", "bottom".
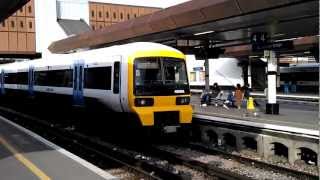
{"left": 128, "top": 50, "right": 192, "bottom": 133}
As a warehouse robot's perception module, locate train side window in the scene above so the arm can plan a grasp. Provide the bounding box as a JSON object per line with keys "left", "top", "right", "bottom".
{"left": 16, "top": 72, "right": 28, "bottom": 84}
{"left": 84, "top": 66, "right": 111, "bottom": 90}
{"left": 34, "top": 69, "right": 72, "bottom": 87}
{"left": 113, "top": 62, "right": 120, "bottom": 94}
{"left": 5, "top": 73, "right": 18, "bottom": 84}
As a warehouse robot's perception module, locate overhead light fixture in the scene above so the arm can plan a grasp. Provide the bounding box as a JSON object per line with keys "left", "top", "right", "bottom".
{"left": 275, "top": 37, "right": 301, "bottom": 42}
{"left": 260, "top": 58, "right": 267, "bottom": 62}
{"left": 273, "top": 33, "right": 285, "bottom": 37}
{"left": 194, "top": 30, "right": 215, "bottom": 36}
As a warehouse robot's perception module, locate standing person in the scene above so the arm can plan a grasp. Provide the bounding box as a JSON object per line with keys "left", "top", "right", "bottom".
{"left": 242, "top": 83, "right": 250, "bottom": 99}
{"left": 234, "top": 84, "right": 243, "bottom": 109}
{"left": 283, "top": 81, "right": 289, "bottom": 94}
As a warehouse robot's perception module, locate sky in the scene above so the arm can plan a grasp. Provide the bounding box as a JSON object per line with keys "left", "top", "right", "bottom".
{"left": 91, "top": 0, "right": 191, "bottom": 8}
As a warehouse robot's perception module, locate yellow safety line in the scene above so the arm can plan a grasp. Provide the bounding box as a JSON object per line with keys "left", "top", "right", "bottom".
{"left": 0, "top": 137, "right": 51, "bottom": 180}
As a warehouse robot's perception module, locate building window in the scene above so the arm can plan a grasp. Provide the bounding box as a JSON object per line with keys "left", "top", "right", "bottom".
{"left": 2, "top": 22, "right": 5, "bottom": 27}
{"left": 84, "top": 67, "right": 111, "bottom": 90}
{"left": 134, "top": 14, "right": 137, "bottom": 18}
{"left": 28, "top": 6, "right": 32, "bottom": 13}
{"left": 92, "top": 25, "right": 95, "bottom": 30}
{"left": 29, "top": 21, "right": 32, "bottom": 29}
{"left": 113, "top": 12, "right": 116, "bottom": 19}
{"left": 20, "top": 21, "right": 24, "bottom": 28}
{"left": 120, "top": 13, "right": 123, "bottom": 20}
{"left": 91, "top": 11, "right": 95, "bottom": 17}
{"left": 127, "top": 14, "right": 130, "bottom": 20}
{"left": 11, "top": 21, "right": 15, "bottom": 28}
{"left": 98, "top": 11, "right": 102, "bottom": 18}
{"left": 106, "top": 12, "right": 109, "bottom": 18}
{"left": 20, "top": 9, "right": 23, "bottom": 12}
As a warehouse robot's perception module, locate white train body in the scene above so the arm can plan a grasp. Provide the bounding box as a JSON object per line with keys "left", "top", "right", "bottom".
{"left": 0, "top": 42, "right": 193, "bottom": 130}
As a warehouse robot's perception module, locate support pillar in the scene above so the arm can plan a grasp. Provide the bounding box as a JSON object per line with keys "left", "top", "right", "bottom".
{"left": 204, "top": 59, "right": 210, "bottom": 92}
{"left": 265, "top": 50, "right": 279, "bottom": 114}
{"left": 248, "top": 59, "right": 252, "bottom": 88}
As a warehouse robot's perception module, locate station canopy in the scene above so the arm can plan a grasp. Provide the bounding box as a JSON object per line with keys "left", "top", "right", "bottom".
{"left": 49, "top": 0, "right": 319, "bottom": 58}
{"left": 0, "top": 0, "right": 29, "bottom": 22}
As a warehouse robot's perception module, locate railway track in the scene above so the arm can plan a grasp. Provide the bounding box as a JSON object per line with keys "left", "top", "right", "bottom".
{"left": 0, "top": 105, "right": 251, "bottom": 180}
{"left": 0, "top": 104, "right": 317, "bottom": 180}
{"left": 0, "top": 106, "right": 189, "bottom": 180}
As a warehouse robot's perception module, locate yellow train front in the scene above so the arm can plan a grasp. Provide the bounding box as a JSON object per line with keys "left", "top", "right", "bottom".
{"left": 127, "top": 49, "right": 193, "bottom": 133}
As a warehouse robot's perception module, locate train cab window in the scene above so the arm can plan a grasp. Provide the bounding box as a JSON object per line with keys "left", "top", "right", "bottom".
{"left": 84, "top": 66, "right": 111, "bottom": 90}
{"left": 34, "top": 69, "right": 73, "bottom": 87}
{"left": 134, "top": 57, "right": 189, "bottom": 96}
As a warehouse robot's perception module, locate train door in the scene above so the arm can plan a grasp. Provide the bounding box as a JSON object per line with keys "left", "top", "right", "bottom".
{"left": 73, "top": 61, "right": 84, "bottom": 106}
{"left": 0, "top": 70, "right": 4, "bottom": 95}
{"left": 28, "top": 66, "right": 34, "bottom": 96}
{"left": 112, "top": 56, "right": 124, "bottom": 112}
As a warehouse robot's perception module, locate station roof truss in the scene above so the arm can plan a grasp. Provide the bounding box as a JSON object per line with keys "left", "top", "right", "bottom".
{"left": 0, "top": 0, "right": 30, "bottom": 22}
{"left": 49, "top": 0, "right": 319, "bottom": 57}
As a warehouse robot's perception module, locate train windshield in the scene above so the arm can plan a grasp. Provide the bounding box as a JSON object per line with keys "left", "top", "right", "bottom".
{"left": 134, "top": 57, "right": 190, "bottom": 96}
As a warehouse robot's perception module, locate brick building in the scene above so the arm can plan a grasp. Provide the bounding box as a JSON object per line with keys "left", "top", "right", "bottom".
{"left": 0, "top": 0, "right": 160, "bottom": 58}
{"left": 0, "top": 0, "right": 35, "bottom": 54}
{"left": 89, "top": 2, "right": 160, "bottom": 30}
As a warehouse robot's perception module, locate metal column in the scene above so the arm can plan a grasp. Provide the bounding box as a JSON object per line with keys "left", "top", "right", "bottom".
{"left": 248, "top": 59, "right": 252, "bottom": 88}
{"left": 204, "top": 59, "right": 210, "bottom": 92}
{"left": 265, "top": 50, "right": 279, "bottom": 114}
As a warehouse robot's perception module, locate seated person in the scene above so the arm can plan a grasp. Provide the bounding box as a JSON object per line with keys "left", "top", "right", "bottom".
{"left": 200, "top": 82, "right": 220, "bottom": 106}
{"left": 225, "top": 90, "right": 236, "bottom": 108}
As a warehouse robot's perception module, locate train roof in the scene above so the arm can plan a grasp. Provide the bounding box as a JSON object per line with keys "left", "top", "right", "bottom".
{"left": 0, "top": 42, "right": 183, "bottom": 71}
{"left": 280, "top": 63, "right": 319, "bottom": 73}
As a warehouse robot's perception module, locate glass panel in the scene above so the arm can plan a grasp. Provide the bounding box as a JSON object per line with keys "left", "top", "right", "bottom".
{"left": 34, "top": 69, "right": 73, "bottom": 87}
{"left": 134, "top": 57, "right": 190, "bottom": 96}
{"left": 84, "top": 67, "right": 111, "bottom": 90}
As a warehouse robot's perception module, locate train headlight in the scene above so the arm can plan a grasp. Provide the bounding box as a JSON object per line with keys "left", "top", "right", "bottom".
{"left": 135, "top": 98, "right": 154, "bottom": 107}
{"left": 176, "top": 96, "right": 190, "bottom": 105}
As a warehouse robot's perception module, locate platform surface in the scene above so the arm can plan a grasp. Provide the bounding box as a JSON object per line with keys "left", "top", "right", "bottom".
{"left": 192, "top": 94, "right": 318, "bottom": 136}
{"left": 0, "top": 116, "right": 117, "bottom": 180}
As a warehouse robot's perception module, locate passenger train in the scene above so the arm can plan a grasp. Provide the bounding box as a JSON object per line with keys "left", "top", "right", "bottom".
{"left": 0, "top": 42, "right": 193, "bottom": 133}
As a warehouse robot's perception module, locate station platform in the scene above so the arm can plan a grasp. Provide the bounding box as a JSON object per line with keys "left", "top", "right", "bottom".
{"left": 191, "top": 94, "right": 318, "bottom": 136}
{"left": 0, "top": 116, "right": 117, "bottom": 180}
{"left": 191, "top": 89, "right": 319, "bottom": 102}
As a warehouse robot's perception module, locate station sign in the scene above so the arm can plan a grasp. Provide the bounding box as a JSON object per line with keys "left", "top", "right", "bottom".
{"left": 193, "top": 67, "right": 203, "bottom": 71}
{"left": 251, "top": 32, "right": 293, "bottom": 52}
